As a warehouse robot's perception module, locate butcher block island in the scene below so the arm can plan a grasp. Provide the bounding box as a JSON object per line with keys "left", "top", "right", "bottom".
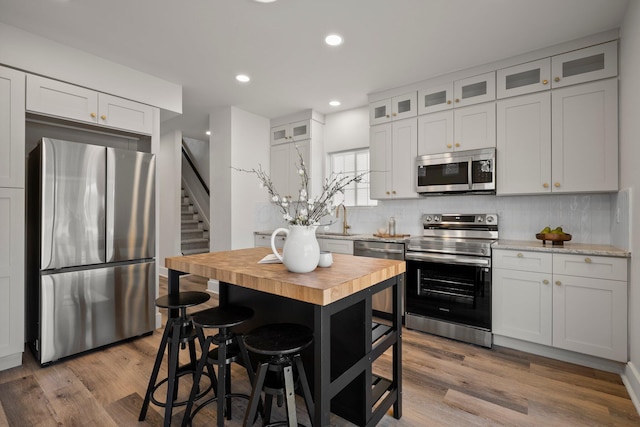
{"left": 165, "top": 247, "right": 405, "bottom": 427}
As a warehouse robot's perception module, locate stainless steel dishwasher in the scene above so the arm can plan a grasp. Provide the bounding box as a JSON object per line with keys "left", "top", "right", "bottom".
{"left": 354, "top": 240, "right": 405, "bottom": 317}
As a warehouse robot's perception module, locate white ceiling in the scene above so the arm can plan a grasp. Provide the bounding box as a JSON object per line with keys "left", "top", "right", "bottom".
{"left": 0, "top": 0, "right": 630, "bottom": 139}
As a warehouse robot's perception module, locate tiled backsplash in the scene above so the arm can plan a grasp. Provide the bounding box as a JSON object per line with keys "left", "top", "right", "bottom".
{"left": 256, "top": 192, "right": 621, "bottom": 246}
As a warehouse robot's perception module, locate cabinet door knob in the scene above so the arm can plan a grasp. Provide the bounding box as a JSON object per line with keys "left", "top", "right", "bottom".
{"left": 455, "top": 143, "right": 460, "bottom": 147}
{"left": 542, "top": 79, "right": 548, "bottom": 85}
{"left": 386, "top": 191, "right": 390, "bottom": 195}
{"left": 554, "top": 77, "right": 561, "bottom": 82}
{"left": 517, "top": 253, "right": 523, "bottom": 258}
{"left": 101, "top": 115, "right": 107, "bottom": 120}
{"left": 392, "top": 112, "right": 397, "bottom": 117}
{"left": 447, "top": 100, "right": 452, "bottom": 104}
{"left": 392, "top": 190, "right": 396, "bottom": 194}
{"left": 554, "top": 182, "right": 561, "bottom": 187}
{"left": 455, "top": 98, "right": 460, "bottom": 103}
{"left": 555, "top": 280, "right": 562, "bottom": 286}
{"left": 90, "top": 112, "right": 96, "bottom": 118}
{"left": 386, "top": 115, "right": 390, "bottom": 118}
{"left": 543, "top": 279, "right": 549, "bottom": 285}
{"left": 447, "top": 144, "right": 452, "bottom": 148}
{"left": 584, "top": 257, "right": 592, "bottom": 263}
{"left": 543, "top": 183, "right": 549, "bottom": 188}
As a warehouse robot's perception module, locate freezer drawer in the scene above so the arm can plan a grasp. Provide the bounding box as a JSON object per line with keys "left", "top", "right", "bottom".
{"left": 37, "top": 262, "right": 154, "bottom": 364}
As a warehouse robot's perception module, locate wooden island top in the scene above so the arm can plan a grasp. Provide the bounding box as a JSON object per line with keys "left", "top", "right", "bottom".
{"left": 165, "top": 247, "right": 406, "bottom": 306}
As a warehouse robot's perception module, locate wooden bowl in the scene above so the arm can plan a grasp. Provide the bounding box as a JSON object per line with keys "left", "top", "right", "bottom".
{"left": 536, "top": 233, "right": 572, "bottom": 246}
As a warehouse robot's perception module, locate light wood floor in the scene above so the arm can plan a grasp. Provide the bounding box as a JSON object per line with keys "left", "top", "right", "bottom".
{"left": 1, "top": 274, "right": 639, "bottom": 426}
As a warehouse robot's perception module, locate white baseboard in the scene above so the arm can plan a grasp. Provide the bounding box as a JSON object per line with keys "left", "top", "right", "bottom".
{"left": 0, "top": 352, "right": 22, "bottom": 371}
{"left": 492, "top": 335, "right": 625, "bottom": 374}
{"left": 623, "top": 361, "right": 640, "bottom": 415}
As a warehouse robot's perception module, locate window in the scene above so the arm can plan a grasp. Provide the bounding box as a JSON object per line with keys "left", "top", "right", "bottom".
{"left": 328, "top": 148, "right": 376, "bottom": 206}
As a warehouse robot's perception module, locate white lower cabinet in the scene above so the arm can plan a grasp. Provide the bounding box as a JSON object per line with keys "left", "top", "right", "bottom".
{"left": 492, "top": 249, "right": 628, "bottom": 362}
{"left": 0, "top": 188, "right": 25, "bottom": 370}
{"left": 317, "top": 238, "right": 353, "bottom": 255}
{"left": 255, "top": 233, "right": 285, "bottom": 249}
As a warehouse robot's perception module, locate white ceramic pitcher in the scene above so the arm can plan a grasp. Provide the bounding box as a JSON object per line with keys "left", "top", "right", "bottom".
{"left": 271, "top": 225, "right": 320, "bottom": 273}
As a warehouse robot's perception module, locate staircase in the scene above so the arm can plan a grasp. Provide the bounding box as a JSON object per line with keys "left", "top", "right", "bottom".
{"left": 181, "top": 189, "right": 210, "bottom": 255}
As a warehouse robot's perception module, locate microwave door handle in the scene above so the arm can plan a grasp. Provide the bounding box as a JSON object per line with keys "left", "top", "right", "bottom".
{"left": 467, "top": 157, "right": 473, "bottom": 190}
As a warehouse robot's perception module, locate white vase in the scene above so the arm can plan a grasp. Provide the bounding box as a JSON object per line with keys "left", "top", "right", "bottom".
{"left": 271, "top": 225, "right": 320, "bottom": 273}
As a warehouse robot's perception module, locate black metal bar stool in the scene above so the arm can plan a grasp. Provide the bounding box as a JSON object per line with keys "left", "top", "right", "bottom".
{"left": 139, "top": 291, "right": 213, "bottom": 427}
{"left": 182, "top": 305, "right": 256, "bottom": 427}
{"left": 243, "top": 323, "right": 314, "bottom": 427}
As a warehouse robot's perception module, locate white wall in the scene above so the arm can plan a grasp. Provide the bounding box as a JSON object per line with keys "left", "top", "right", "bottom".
{"left": 210, "top": 106, "right": 270, "bottom": 251}
{"left": 620, "top": 0, "right": 640, "bottom": 410}
{"left": 158, "top": 130, "right": 182, "bottom": 276}
{"left": 324, "top": 106, "right": 369, "bottom": 153}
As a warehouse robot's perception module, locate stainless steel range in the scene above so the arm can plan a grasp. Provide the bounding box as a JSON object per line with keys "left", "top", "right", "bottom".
{"left": 404, "top": 213, "right": 498, "bottom": 347}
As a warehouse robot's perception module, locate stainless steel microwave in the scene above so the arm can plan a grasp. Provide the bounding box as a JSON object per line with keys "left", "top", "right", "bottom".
{"left": 416, "top": 148, "right": 496, "bottom": 194}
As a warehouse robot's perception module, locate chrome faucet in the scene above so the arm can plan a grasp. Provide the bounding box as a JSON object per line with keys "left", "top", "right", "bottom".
{"left": 336, "top": 203, "right": 350, "bottom": 234}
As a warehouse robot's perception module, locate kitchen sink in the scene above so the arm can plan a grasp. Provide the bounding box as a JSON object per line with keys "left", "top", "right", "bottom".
{"left": 316, "top": 232, "right": 353, "bottom": 237}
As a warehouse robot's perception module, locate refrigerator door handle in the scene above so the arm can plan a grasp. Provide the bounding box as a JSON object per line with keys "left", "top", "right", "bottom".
{"left": 106, "top": 149, "right": 115, "bottom": 262}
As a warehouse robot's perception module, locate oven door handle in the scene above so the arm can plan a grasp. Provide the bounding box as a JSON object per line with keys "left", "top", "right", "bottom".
{"left": 405, "top": 252, "right": 491, "bottom": 267}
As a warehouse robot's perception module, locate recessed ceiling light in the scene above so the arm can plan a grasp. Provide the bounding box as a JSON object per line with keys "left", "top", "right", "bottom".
{"left": 325, "top": 34, "right": 344, "bottom": 46}
{"left": 329, "top": 100, "right": 341, "bottom": 107}
{"left": 206, "top": 130, "right": 211, "bottom": 136}
{"left": 235, "top": 74, "right": 251, "bottom": 83}
{"left": 254, "top": 0, "right": 277, "bottom": 2}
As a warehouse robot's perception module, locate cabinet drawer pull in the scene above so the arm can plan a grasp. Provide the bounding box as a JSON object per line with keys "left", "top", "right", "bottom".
{"left": 517, "top": 253, "right": 523, "bottom": 258}
{"left": 543, "top": 279, "right": 549, "bottom": 285}
{"left": 584, "top": 257, "right": 592, "bottom": 263}
{"left": 542, "top": 79, "right": 548, "bottom": 85}
{"left": 555, "top": 280, "right": 562, "bottom": 286}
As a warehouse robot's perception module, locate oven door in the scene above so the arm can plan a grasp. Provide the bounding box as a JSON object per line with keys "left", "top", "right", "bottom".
{"left": 405, "top": 253, "right": 491, "bottom": 330}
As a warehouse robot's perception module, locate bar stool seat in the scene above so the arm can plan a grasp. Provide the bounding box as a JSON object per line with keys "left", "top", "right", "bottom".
{"left": 243, "top": 323, "right": 314, "bottom": 427}
{"left": 139, "top": 291, "right": 212, "bottom": 427}
{"left": 182, "top": 305, "right": 256, "bottom": 427}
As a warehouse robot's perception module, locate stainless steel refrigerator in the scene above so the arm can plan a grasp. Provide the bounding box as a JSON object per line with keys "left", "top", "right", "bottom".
{"left": 27, "top": 137, "right": 156, "bottom": 365}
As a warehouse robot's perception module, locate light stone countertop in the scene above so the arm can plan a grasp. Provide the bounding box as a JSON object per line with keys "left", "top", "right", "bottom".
{"left": 493, "top": 239, "right": 630, "bottom": 258}
{"left": 255, "top": 230, "right": 412, "bottom": 244}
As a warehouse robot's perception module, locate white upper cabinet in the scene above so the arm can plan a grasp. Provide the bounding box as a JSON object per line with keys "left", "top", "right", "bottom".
{"left": 496, "top": 92, "right": 551, "bottom": 195}
{"left": 551, "top": 41, "right": 617, "bottom": 88}
{"left": 551, "top": 79, "right": 618, "bottom": 193}
{"left": 369, "top": 92, "right": 417, "bottom": 125}
{"left": 497, "top": 58, "right": 551, "bottom": 98}
{"left": 0, "top": 66, "right": 25, "bottom": 188}
{"left": 418, "top": 83, "right": 454, "bottom": 115}
{"left": 370, "top": 117, "right": 418, "bottom": 199}
{"left": 270, "top": 119, "right": 311, "bottom": 144}
{"left": 453, "top": 72, "right": 496, "bottom": 107}
{"left": 418, "top": 103, "right": 495, "bottom": 155}
{"left": 26, "top": 74, "right": 154, "bottom": 135}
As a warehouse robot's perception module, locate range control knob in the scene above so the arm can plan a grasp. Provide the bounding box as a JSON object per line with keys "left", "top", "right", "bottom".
{"left": 425, "top": 216, "right": 432, "bottom": 222}
{"left": 486, "top": 215, "right": 495, "bottom": 223}
{"left": 477, "top": 217, "right": 484, "bottom": 222}
{"left": 480, "top": 249, "right": 486, "bottom": 255}
{"left": 434, "top": 216, "right": 440, "bottom": 222}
